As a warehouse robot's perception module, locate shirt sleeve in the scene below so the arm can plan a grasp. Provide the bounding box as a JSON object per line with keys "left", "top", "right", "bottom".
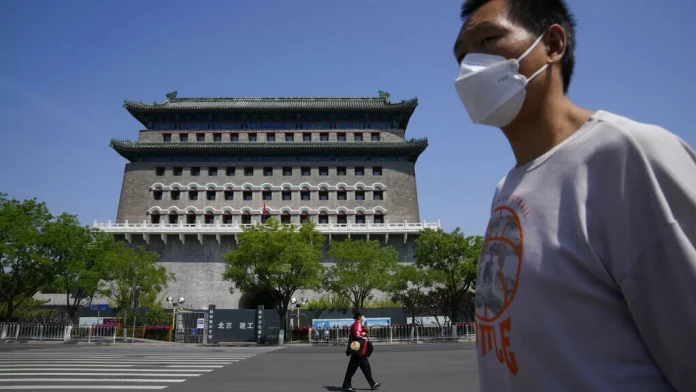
{"left": 620, "top": 221, "right": 696, "bottom": 391}
{"left": 617, "top": 129, "right": 696, "bottom": 391}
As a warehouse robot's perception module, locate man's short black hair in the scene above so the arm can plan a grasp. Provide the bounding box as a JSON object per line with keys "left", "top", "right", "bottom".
{"left": 353, "top": 310, "right": 363, "bottom": 320}
{"left": 461, "top": 0, "right": 577, "bottom": 93}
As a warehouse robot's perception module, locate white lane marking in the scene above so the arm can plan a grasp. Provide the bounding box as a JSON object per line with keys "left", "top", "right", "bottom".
{"left": 0, "top": 386, "right": 167, "bottom": 390}
{"left": 0, "top": 365, "right": 135, "bottom": 368}
{"left": 0, "top": 373, "right": 201, "bottom": 377}
{"left": 0, "top": 368, "right": 212, "bottom": 372}
{"left": 0, "top": 361, "right": 233, "bottom": 364}
{"left": 0, "top": 378, "right": 186, "bottom": 383}
{"left": 164, "top": 365, "right": 226, "bottom": 368}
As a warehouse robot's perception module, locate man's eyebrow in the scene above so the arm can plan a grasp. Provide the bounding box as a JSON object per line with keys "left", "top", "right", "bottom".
{"left": 454, "top": 21, "right": 501, "bottom": 61}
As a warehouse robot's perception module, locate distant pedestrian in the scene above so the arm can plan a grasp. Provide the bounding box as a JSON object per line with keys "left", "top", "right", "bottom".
{"left": 341, "top": 311, "right": 380, "bottom": 391}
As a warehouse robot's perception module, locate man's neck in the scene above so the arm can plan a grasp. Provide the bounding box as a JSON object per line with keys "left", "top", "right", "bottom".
{"left": 502, "top": 95, "right": 594, "bottom": 167}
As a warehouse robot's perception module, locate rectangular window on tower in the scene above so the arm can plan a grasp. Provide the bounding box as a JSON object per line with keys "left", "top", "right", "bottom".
{"left": 249, "top": 133, "right": 257, "bottom": 142}
{"left": 371, "top": 133, "right": 380, "bottom": 141}
{"left": 303, "top": 133, "right": 311, "bottom": 142}
{"left": 241, "top": 214, "right": 251, "bottom": 224}
{"left": 191, "top": 167, "right": 200, "bottom": 176}
{"left": 355, "top": 190, "right": 365, "bottom": 201}
{"left": 374, "top": 190, "right": 384, "bottom": 200}
{"left": 245, "top": 167, "right": 254, "bottom": 176}
{"left": 196, "top": 133, "right": 205, "bottom": 142}
{"left": 209, "top": 167, "right": 218, "bottom": 176}
{"left": 155, "top": 167, "right": 165, "bottom": 176}
{"left": 243, "top": 191, "right": 253, "bottom": 201}
{"left": 354, "top": 133, "right": 363, "bottom": 142}
{"left": 171, "top": 190, "right": 180, "bottom": 200}
{"left": 320, "top": 133, "right": 329, "bottom": 141}
{"left": 226, "top": 167, "right": 236, "bottom": 176}
{"left": 319, "top": 190, "right": 329, "bottom": 200}
{"left": 337, "top": 190, "right": 347, "bottom": 200}
{"left": 163, "top": 133, "right": 172, "bottom": 142}
{"left": 231, "top": 134, "right": 239, "bottom": 142}
{"left": 267, "top": 133, "right": 276, "bottom": 142}
{"left": 319, "top": 167, "right": 329, "bottom": 176}
{"left": 263, "top": 167, "right": 273, "bottom": 177}
{"left": 355, "top": 167, "right": 364, "bottom": 176}
{"left": 301, "top": 167, "right": 311, "bottom": 176}
{"left": 173, "top": 167, "right": 183, "bottom": 176}
{"left": 282, "top": 191, "right": 292, "bottom": 201}
{"left": 283, "top": 167, "right": 293, "bottom": 176}
{"left": 337, "top": 167, "right": 347, "bottom": 176}
{"left": 153, "top": 190, "right": 163, "bottom": 200}
{"left": 180, "top": 134, "right": 188, "bottom": 142}
{"left": 372, "top": 167, "right": 382, "bottom": 176}
{"left": 285, "top": 133, "right": 294, "bottom": 142}
{"left": 225, "top": 190, "right": 234, "bottom": 201}
{"left": 207, "top": 190, "right": 216, "bottom": 201}
{"left": 213, "top": 133, "right": 222, "bottom": 142}
{"left": 189, "top": 190, "right": 198, "bottom": 200}
{"left": 337, "top": 133, "right": 346, "bottom": 142}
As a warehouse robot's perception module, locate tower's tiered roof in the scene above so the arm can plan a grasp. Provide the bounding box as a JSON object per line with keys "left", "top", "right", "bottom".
{"left": 110, "top": 138, "right": 429, "bottom": 163}
{"left": 123, "top": 91, "right": 418, "bottom": 129}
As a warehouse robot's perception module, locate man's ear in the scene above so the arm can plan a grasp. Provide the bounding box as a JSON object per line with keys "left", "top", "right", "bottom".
{"left": 545, "top": 24, "right": 567, "bottom": 64}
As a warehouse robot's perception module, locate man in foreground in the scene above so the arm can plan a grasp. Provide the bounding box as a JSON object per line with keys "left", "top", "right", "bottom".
{"left": 453, "top": 0, "right": 696, "bottom": 390}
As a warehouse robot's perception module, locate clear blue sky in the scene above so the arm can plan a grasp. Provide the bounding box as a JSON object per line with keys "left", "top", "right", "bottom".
{"left": 1, "top": 0, "right": 694, "bottom": 235}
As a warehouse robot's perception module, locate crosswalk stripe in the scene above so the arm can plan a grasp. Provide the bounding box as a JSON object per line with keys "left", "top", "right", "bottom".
{"left": 0, "top": 361, "right": 233, "bottom": 364}
{"left": 0, "top": 369, "right": 213, "bottom": 372}
{"left": 0, "top": 373, "right": 201, "bottom": 377}
{"left": 0, "top": 348, "right": 264, "bottom": 390}
{"left": 164, "top": 365, "right": 225, "bottom": 368}
{"left": 0, "top": 378, "right": 186, "bottom": 383}
{"left": 0, "top": 365, "right": 135, "bottom": 368}
{"left": 0, "top": 386, "right": 167, "bottom": 390}
{"left": 0, "top": 359, "right": 234, "bottom": 368}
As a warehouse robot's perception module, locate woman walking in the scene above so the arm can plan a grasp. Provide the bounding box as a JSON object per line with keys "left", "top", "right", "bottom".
{"left": 341, "top": 311, "right": 381, "bottom": 391}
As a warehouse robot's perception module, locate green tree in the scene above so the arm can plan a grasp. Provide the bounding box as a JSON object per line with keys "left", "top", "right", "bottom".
{"left": 414, "top": 228, "right": 483, "bottom": 323}
{"left": 97, "top": 241, "right": 173, "bottom": 324}
{"left": 0, "top": 194, "right": 53, "bottom": 320}
{"left": 389, "top": 264, "right": 431, "bottom": 324}
{"left": 222, "top": 218, "right": 325, "bottom": 336}
{"left": 324, "top": 239, "right": 398, "bottom": 311}
{"left": 41, "top": 213, "right": 101, "bottom": 321}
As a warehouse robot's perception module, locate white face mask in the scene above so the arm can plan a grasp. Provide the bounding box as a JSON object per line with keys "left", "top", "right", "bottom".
{"left": 454, "top": 34, "right": 548, "bottom": 128}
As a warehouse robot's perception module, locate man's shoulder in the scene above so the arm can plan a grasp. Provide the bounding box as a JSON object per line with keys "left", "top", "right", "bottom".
{"left": 589, "top": 110, "right": 684, "bottom": 157}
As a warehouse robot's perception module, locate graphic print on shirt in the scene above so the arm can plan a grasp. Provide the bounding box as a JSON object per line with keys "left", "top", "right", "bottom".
{"left": 475, "top": 194, "right": 528, "bottom": 375}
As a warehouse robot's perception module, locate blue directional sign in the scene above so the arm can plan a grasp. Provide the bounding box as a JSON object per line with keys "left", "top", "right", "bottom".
{"left": 90, "top": 304, "right": 110, "bottom": 311}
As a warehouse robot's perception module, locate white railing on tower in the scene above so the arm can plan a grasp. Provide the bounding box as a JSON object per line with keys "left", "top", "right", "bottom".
{"left": 92, "top": 220, "right": 441, "bottom": 234}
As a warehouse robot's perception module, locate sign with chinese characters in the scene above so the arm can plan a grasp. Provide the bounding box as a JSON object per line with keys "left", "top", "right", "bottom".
{"left": 197, "top": 318, "right": 205, "bottom": 329}
{"left": 210, "top": 308, "right": 279, "bottom": 343}
{"left": 312, "top": 317, "right": 392, "bottom": 328}
{"left": 256, "top": 305, "right": 264, "bottom": 344}
{"left": 207, "top": 305, "right": 216, "bottom": 344}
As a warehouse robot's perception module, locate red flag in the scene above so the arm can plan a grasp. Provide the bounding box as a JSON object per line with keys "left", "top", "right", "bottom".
{"left": 263, "top": 201, "right": 267, "bottom": 217}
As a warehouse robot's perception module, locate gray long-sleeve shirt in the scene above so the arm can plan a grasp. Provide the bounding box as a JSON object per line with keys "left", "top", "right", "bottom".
{"left": 475, "top": 110, "right": 696, "bottom": 392}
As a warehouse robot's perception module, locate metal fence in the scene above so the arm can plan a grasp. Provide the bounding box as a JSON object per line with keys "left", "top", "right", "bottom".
{"left": 0, "top": 323, "right": 117, "bottom": 343}
{"left": 70, "top": 325, "right": 118, "bottom": 343}
{"left": 309, "top": 324, "right": 476, "bottom": 345}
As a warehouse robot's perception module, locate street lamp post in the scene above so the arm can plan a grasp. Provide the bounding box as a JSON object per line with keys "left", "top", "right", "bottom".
{"left": 166, "top": 296, "right": 185, "bottom": 342}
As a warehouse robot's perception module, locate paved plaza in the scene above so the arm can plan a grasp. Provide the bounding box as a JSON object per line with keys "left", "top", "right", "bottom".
{"left": 0, "top": 342, "right": 478, "bottom": 391}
